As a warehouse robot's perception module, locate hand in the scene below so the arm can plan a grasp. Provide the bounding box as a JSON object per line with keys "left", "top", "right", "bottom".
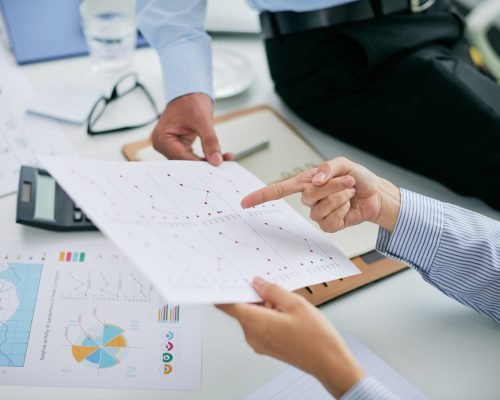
{"left": 217, "top": 277, "right": 365, "bottom": 398}
{"left": 242, "top": 157, "right": 401, "bottom": 232}
{"left": 151, "top": 93, "right": 235, "bottom": 165}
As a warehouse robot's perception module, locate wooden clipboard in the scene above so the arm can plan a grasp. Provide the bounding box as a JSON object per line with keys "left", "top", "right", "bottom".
{"left": 122, "top": 105, "right": 407, "bottom": 305}
{"left": 294, "top": 251, "right": 406, "bottom": 306}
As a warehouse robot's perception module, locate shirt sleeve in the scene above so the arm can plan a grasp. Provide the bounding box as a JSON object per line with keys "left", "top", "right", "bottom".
{"left": 136, "top": 0, "right": 213, "bottom": 103}
{"left": 341, "top": 376, "right": 403, "bottom": 400}
{"left": 377, "top": 189, "right": 500, "bottom": 323}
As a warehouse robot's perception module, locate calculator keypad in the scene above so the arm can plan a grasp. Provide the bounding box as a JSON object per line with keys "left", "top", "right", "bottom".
{"left": 72, "top": 204, "right": 90, "bottom": 224}
{"left": 73, "top": 208, "right": 83, "bottom": 222}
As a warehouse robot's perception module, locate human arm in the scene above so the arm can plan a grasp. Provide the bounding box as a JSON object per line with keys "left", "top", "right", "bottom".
{"left": 242, "top": 157, "right": 500, "bottom": 323}
{"left": 218, "top": 277, "right": 365, "bottom": 399}
{"left": 218, "top": 277, "right": 402, "bottom": 399}
{"left": 136, "top": 0, "right": 233, "bottom": 164}
{"left": 377, "top": 189, "right": 500, "bottom": 323}
{"left": 241, "top": 156, "right": 401, "bottom": 232}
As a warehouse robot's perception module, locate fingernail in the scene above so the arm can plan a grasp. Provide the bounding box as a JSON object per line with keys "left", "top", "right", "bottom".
{"left": 343, "top": 176, "right": 355, "bottom": 188}
{"left": 312, "top": 172, "right": 326, "bottom": 184}
{"left": 240, "top": 199, "right": 249, "bottom": 209}
{"left": 208, "top": 152, "right": 223, "bottom": 165}
{"left": 253, "top": 276, "right": 265, "bottom": 288}
{"left": 349, "top": 188, "right": 356, "bottom": 196}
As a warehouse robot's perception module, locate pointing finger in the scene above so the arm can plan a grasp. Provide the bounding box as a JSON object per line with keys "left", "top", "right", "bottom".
{"left": 241, "top": 169, "right": 317, "bottom": 208}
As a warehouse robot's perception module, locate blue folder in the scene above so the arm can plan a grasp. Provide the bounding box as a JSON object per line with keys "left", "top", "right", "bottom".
{"left": 0, "top": 0, "right": 147, "bottom": 65}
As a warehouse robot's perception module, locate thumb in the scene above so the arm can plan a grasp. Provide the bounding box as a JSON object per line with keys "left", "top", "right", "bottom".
{"left": 199, "top": 126, "right": 223, "bottom": 166}
{"left": 312, "top": 157, "right": 355, "bottom": 186}
{"left": 252, "top": 276, "right": 298, "bottom": 311}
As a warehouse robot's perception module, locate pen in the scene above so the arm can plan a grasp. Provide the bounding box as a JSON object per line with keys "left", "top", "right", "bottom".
{"left": 235, "top": 140, "right": 270, "bottom": 160}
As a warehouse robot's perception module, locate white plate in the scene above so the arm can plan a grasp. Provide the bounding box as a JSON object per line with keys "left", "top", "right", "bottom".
{"left": 213, "top": 48, "right": 254, "bottom": 99}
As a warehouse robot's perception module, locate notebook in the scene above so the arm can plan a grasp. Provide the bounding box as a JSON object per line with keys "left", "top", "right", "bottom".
{"left": 244, "top": 333, "right": 428, "bottom": 400}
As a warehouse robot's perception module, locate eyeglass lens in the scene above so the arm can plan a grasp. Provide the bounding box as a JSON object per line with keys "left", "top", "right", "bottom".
{"left": 115, "top": 74, "right": 138, "bottom": 97}
{"left": 89, "top": 98, "right": 107, "bottom": 126}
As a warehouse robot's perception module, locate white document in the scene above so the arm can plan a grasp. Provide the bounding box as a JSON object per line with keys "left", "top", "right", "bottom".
{"left": 0, "top": 241, "right": 202, "bottom": 390}
{"left": 134, "top": 107, "right": 378, "bottom": 259}
{"left": 0, "top": 48, "right": 77, "bottom": 198}
{"left": 245, "top": 334, "right": 428, "bottom": 400}
{"left": 39, "top": 157, "right": 360, "bottom": 304}
{"left": 28, "top": 81, "right": 104, "bottom": 125}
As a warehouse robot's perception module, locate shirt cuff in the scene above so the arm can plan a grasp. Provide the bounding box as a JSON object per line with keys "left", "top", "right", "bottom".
{"left": 341, "top": 376, "right": 401, "bottom": 400}
{"left": 376, "top": 189, "right": 444, "bottom": 274}
{"left": 158, "top": 38, "right": 214, "bottom": 104}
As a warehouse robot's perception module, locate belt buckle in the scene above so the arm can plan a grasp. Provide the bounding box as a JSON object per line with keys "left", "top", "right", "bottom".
{"left": 410, "top": 0, "right": 436, "bottom": 13}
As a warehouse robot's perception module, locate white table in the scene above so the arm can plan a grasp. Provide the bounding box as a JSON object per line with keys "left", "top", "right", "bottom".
{"left": 1, "top": 35, "right": 499, "bottom": 400}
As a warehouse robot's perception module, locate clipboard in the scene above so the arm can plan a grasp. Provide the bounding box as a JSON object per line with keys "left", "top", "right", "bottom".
{"left": 122, "top": 105, "right": 407, "bottom": 305}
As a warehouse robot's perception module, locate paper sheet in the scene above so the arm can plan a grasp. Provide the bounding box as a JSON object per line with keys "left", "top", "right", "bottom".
{"left": 0, "top": 241, "right": 202, "bottom": 390}
{"left": 134, "top": 107, "right": 379, "bottom": 259}
{"left": 39, "top": 157, "right": 360, "bottom": 304}
{"left": 0, "top": 47, "right": 77, "bottom": 198}
{"left": 244, "top": 334, "right": 428, "bottom": 400}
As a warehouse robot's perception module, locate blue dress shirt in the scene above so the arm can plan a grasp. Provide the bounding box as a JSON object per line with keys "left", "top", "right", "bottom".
{"left": 344, "top": 189, "right": 500, "bottom": 399}
{"left": 136, "top": 0, "right": 356, "bottom": 103}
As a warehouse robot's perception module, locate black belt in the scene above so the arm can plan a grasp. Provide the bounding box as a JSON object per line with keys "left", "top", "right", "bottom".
{"left": 260, "top": 0, "right": 438, "bottom": 39}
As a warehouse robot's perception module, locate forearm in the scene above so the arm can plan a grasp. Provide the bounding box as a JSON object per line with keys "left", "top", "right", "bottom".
{"left": 314, "top": 345, "right": 402, "bottom": 399}
{"left": 377, "top": 190, "right": 500, "bottom": 323}
{"left": 313, "top": 346, "right": 365, "bottom": 398}
{"left": 136, "top": 0, "right": 213, "bottom": 103}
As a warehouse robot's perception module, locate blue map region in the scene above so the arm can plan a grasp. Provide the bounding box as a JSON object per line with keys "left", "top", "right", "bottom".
{"left": 0, "top": 263, "right": 43, "bottom": 367}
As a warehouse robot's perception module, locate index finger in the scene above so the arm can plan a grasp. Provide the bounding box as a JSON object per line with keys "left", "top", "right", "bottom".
{"left": 241, "top": 169, "right": 317, "bottom": 208}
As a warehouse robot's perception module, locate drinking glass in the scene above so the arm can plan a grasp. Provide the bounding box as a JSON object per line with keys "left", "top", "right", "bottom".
{"left": 80, "top": 0, "right": 136, "bottom": 73}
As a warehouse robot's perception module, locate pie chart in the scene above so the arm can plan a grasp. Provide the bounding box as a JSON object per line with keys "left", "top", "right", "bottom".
{"left": 71, "top": 323, "right": 127, "bottom": 369}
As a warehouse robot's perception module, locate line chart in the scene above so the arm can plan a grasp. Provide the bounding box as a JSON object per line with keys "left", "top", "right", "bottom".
{"left": 263, "top": 222, "right": 336, "bottom": 266}
{"left": 40, "top": 158, "right": 360, "bottom": 303}
{"left": 60, "top": 271, "right": 90, "bottom": 301}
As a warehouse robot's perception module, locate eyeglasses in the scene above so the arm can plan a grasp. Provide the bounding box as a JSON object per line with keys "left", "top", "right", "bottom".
{"left": 87, "top": 72, "right": 161, "bottom": 135}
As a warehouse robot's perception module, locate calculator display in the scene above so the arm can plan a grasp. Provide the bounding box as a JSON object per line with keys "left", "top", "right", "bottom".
{"left": 34, "top": 173, "right": 56, "bottom": 221}
{"left": 17, "top": 166, "right": 97, "bottom": 231}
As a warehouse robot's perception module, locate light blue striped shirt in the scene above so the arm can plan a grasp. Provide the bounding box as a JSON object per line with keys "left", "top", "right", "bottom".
{"left": 344, "top": 189, "right": 500, "bottom": 399}
{"left": 136, "top": 0, "right": 355, "bottom": 103}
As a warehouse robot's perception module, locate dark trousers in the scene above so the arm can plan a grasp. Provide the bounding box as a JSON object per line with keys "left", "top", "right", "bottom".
{"left": 264, "top": 3, "right": 500, "bottom": 210}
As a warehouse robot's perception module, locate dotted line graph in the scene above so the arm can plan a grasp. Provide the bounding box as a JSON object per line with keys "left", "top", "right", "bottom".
{"left": 207, "top": 171, "right": 241, "bottom": 194}
{"left": 217, "top": 231, "right": 289, "bottom": 275}
{"left": 60, "top": 272, "right": 89, "bottom": 300}
{"left": 166, "top": 173, "right": 224, "bottom": 217}
{"left": 52, "top": 161, "right": 349, "bottom": 298}
{"left": 95, "top": 271, "right": 119, "bottom": 301}
{"left": 59, "top": 270, "right": 152, "bottom": 303}
{"left": 119, "top": 173, "right": 188, "bottom": 220}
{"left": 171, "top": 233, "right": 244, "bottom": 283}
{"left": 263, "top": 222, "right": 336, "bottom": 266}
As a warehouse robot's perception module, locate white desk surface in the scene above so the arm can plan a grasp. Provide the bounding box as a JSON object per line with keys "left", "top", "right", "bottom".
{"left": 1, "top": 36, "right": 499, "bottom": 400}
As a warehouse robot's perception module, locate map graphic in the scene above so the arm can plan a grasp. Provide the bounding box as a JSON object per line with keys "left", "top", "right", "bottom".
{"left": 71, "top": 323, "right": 128, "bottom": 369}
{"left": 0, "top": 262, "right": 43, "bottom": 367}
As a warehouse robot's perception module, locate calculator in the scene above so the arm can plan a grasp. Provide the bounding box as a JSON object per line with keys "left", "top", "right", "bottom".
{"left": 16, "top": 166, "right": 97, "bottom": 231}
